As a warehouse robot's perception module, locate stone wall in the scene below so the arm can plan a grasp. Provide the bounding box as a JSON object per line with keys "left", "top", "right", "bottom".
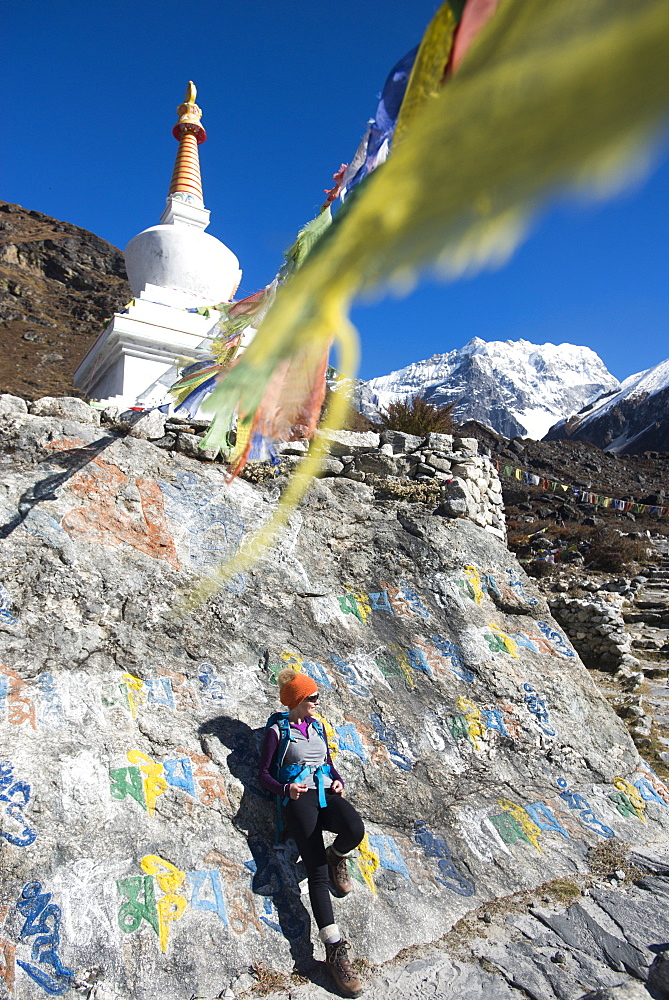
{"left": 103, "top": 406, "right": 507, "bottom": 542}
{"left": 548, "top": 595, "right": 641, "bottom": 675}
{"left": 0, "top": 394, "right": 667, "bottom": 1000}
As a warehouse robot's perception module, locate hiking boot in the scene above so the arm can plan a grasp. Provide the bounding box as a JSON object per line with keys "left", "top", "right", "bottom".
{"left": 326, "top": 845, "right": 352, "bottom": 895}
{"left": 325, "top": 939, "right": 363, "bottom": 997}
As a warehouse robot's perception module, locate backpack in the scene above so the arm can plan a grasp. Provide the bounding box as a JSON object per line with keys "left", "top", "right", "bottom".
{"left": 265, "top": 711, "right": 333, "bottom": 842}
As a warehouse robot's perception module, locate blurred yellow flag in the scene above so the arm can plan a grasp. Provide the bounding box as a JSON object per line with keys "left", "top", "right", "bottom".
{"left": 191, "top": 0, "right": 669, "bottom": 602}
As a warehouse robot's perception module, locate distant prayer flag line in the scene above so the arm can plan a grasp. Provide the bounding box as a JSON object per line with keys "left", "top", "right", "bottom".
{"left": 494, "top": 460, "right": 669, "bottom": 517}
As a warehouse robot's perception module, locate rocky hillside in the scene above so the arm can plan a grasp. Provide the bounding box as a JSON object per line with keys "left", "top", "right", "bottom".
{"left": 0, "top": 201, "right": 130, "bottom": 400}
{"left": 1, "top": 393, "right": 668, "bottom": 999}
{"left": 456, "top": 421, "right": 669, "bottom": 542}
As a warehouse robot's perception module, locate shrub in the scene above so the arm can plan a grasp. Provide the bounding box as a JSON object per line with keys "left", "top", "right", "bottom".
{"left": 585, "top": 531, "right": 649, "bottom": 572}
{"left": 525, "top": 559, "right": 559, "bottom": 579}
{"left": 376, "top": 395, "right": 456, "bottom": 436}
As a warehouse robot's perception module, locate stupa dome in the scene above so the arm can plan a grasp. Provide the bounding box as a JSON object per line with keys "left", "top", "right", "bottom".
{"left": 125, "top": 218, "right": 240, "bottom": 304}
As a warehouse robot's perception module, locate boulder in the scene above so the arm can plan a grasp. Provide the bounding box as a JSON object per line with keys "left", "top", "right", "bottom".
{"left": 424, "top": 432, "right": 454, "bottom": 453}
{"left": 648, "top": 950, "right": 669, "bottom": 996}
{"left": 380, "top": 430, "right": 424, "bottom": 454}
{"left": 355, "top": 452, "right": 406, "bottom": 477}
{"left": 425, "top": 455, "right": 452, "bottom": 474}
{"left": 118, "top": 408, "right": 167, "bottom": 441}
{"left": 29, "top": 395, "right": 100, "bottom": 425}
{"left": 441, "top": 477, "right": 469, "bottom": 501}
{"left": 322, "top": 429, "right": 380, "bottom": 455}
{"left": 0, "top": 403, "right": 666, "bottom": 998}
{"left": 317, "top": 457, "right": 345, "bottom": 476}
{"left": 0, "top": 393, "right": 28, "bottom": 415}
{"left": 435, "top": 498, "right": 468, "bottom": 517}
{"left": 454, "top": 436, "right": 479, "bottom": 456}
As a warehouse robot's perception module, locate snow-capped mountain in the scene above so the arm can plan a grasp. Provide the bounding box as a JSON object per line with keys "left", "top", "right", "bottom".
{"left": 363, "top": 338, "right": 619, "bottom": 440}
{"left": 545, "top": 357, "right": 669, "bottom": 454}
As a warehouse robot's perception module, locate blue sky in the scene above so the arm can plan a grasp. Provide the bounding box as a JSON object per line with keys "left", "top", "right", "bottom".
{"left": 4, "top": 0, "right": 668, "bottom": 382}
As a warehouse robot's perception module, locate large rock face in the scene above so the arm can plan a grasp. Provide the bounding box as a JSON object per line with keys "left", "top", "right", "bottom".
{"left": 0, "top": 399, "right": 668, "bottom": 999}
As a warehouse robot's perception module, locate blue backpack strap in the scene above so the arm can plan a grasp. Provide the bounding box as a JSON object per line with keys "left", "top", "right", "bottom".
{"left": 276, "top": 714, "right": 294, "bottom": 769}
{"left": 265, "top": 710, "right": 293, "bottom": 844}
{"left": 311, "top": 718, "right": 334, "bottom": 773}
{"left": 310, "top": 719, "right": 334, "bottom": 806}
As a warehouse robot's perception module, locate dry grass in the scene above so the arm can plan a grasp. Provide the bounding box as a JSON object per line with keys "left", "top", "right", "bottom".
{"left": 390, "top": 876, "right": 589, "bottom": 965}
{"left": 368, "top": 475, "right": 444, "bottom": 504}
{"left": 240, "top": 462, "right": 282, "bottom": 483}
{"left": 507, "top": 520, "right": 651, "bottom": 575}
{"left": 586, "top": 534, "right": 649, "bottom": 572}
{"left": 587, "top": 840, "right": 645, "bottom": 882}
{"left": 238, "top": 963, "right": 309, "bottom": 998}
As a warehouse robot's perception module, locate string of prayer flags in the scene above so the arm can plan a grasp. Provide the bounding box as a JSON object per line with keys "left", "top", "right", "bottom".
{"left": 495, "top": 461, "right": 669, "bottom": 518}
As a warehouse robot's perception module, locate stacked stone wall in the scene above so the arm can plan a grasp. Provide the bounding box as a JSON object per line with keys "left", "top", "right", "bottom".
{"left": 82, "top": 404, "right": 508, "bottom": 541}
{"left": 549, "top": 595, "right": 641, "bottom": 673}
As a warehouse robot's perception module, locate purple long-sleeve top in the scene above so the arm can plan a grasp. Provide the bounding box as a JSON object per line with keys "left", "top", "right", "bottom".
{"left": 258, "top": 718, "right": 344, "bottom": 798}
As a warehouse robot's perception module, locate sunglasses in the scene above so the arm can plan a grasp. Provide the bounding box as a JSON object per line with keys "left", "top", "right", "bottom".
{"left": 304, "top": 692, "right": 320, "bottom": 703}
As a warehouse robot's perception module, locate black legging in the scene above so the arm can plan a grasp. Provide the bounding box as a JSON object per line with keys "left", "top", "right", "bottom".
{"left": 285, "top": 788, "right": 365, "bottom": 929}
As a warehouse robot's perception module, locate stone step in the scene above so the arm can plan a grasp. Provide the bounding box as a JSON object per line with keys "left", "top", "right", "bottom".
{"left": 624, "top": 610, "right": 669, "bottom": 625}
{"left": 641, "top": 664, "right": 669, "bottom": 679}
{"left": 636, "top": 649, "right": 669, "bottom": 662}
{"left": 634, "top": 600, "right": 669, "bottom": 610}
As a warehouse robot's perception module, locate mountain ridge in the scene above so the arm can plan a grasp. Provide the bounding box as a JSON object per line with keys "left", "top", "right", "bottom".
{"left": 545, "top": 357, "right": 669, "bottom": 454}
{"left": 363, "top": 337, "right": 621, "bottom": 440}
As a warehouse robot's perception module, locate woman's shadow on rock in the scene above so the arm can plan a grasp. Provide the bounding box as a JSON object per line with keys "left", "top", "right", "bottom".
{"left": 200, "top": 714, "right": 341, "bottom": 990}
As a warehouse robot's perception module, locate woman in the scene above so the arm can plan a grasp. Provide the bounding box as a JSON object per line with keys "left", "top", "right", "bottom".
{"left": 258, "top": 667, "right": 365, "bottom": 998}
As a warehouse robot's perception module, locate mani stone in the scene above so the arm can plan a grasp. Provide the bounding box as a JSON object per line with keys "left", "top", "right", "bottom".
{"left": 0, "top": 399, "right": 667, "bottom": 999}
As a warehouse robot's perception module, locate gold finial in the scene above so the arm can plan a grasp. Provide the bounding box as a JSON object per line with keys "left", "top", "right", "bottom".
{"left": 172, "top": 80, "right": 206, "bottom": 144}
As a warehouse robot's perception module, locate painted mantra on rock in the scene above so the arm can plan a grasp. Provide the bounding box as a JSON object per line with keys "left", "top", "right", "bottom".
{"left": 447, "top": 564, "right": 539, "bottom": 611}
{"left": 268, "top": 618, "right": 572, "bottom": 706}
{"left": 16, "top": 881, "right": 73, "bottom": 995}
{"left": 0, "top": 665, "right": 37, "bottom": 729}
{"left": 117, "top": 831, "right": 416, "bottom": 955}
{"left": 110, "top": 748, "right": 230, "bottom": 815}
{"left": 102, "top": 669, "right": 200, "bottom": 719}
{"left": 44, "top": 439, "right": 180, "bottom": 568}
{"left": 268, "top": 637, "right": 474, "bottom": 697}
{"left": 0, "top": 583, "right": 18, "bottom": 627}
{"left": 337, "top": 581, "right": 430, "bottom": 623}
{"left": 158, "top": 472, "right": 247, "bottom": 593}
{"left": 0, "top": 759, "right": 36, "bottom": 847}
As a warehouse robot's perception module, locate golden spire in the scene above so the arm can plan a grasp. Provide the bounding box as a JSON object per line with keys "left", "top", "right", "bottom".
{"left": 169, "top": 81, "right": 207, "bottom": 205}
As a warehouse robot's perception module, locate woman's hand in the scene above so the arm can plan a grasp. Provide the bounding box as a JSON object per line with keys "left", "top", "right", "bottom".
{"left": 289, "top": 782, "right": 308, "bottom": 800}
{"left": 331, "top": 780, "right": 344, "bottom": 794}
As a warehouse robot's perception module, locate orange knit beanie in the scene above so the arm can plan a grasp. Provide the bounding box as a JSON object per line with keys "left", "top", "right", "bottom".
{"left": 277, "top": 668, "right": 318, "bottom": 709}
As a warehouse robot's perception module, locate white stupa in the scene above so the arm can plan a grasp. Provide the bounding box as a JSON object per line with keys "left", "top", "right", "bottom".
{"left": 74, "top": 82, "right": 241, "bottom": 409}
